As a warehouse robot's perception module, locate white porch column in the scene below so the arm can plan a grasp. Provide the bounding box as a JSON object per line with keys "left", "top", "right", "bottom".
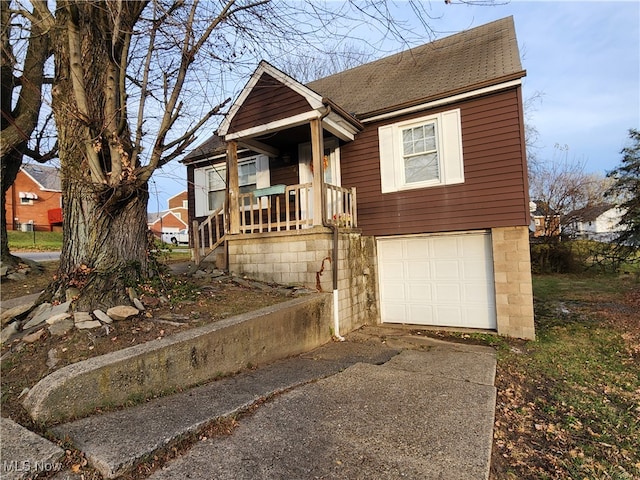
{"left": 227, "top": 140, "right": 240, "bottom": 234}
{"left": 310, "top": 118, "right": 324, "bottom": 226}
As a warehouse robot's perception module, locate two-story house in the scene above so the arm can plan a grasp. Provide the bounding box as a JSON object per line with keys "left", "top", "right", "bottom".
{"left": 182, "top": 17, "right": 535, "bottom": 340}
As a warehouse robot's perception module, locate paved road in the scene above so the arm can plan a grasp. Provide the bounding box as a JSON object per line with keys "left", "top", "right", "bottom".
{"left": 14, "top": 251, "right": 60, "bottom": 262}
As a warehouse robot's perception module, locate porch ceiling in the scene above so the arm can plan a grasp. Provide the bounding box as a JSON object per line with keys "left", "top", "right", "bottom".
{"left": 238, "top": 125, "right": 342, "bottom": 159}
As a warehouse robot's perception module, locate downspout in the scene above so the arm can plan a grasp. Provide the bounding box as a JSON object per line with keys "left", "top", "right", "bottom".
{"left": 329, "top": 223, "right": 345, "bottom": 341}
{"left": 319, "top": 104, "right": 345, "bottom": 341}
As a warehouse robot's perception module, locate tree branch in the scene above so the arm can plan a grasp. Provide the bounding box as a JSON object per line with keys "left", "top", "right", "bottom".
{"left": 0, "top": 0, "right": 51, "bottom": 158}
{"left": 66, "top": 3, "right": 105, "bottom": 184}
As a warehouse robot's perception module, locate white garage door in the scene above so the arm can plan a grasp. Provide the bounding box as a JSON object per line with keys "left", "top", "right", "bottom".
{"left": 377, "top": 232, "right": 496, "bottom": 329}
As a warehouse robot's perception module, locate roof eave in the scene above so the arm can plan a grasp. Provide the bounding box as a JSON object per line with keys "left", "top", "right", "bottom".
{"left": 358, "top": 70, "right": 527, "bottom": 121}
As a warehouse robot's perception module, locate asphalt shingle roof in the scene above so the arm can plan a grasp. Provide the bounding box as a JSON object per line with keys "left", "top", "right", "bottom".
{"left": 306, "top": 16, "right": 524, "bottom": 118}
{"left": 22, "top": 163, "right": 61, "bottom": 191}
{"left": 182, "top": 16, "right": 524, "bottom": 162}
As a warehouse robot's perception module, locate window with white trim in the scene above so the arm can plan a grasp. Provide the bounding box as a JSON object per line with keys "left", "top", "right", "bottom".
{"left": 378, "top": 109, "right": 464, "bottom": 193}
{"left": 194, "top": 155, "right": 269, "bottom": 217}
{"left": 207, "top": 160, "right": 257, "bottom": 211}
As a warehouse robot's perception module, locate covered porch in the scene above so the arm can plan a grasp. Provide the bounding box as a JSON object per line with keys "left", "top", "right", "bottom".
{"left": 191, "top": 62, "right": 363, "bottom": 266}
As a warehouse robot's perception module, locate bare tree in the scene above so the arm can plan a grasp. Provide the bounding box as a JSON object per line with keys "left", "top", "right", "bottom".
{"left": 529, "top": 144, "right": 621, "bottom": 271}
{"left": 523, "top": 90, "right": 544, "bottom": 174}
{"left": 1, "top": 0, "right": 53, "bottom": 267}
{"left": 7, "top": 0, "right": 498, "bottom": 310}
{"left": 274, "top": 43, "right": 374, "bottom": 83}
{"left": 529, "top": 145, "right": 592, "bottom": 239}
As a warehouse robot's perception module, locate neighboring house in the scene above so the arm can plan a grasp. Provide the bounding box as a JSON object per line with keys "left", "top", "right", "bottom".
{"left": 564, "top": 204, "right": 625, "bottom": 242}
{"left": 182, "top": 17, "right": 535, "bottom": 340}
{"left": 148, "top": 191, "right": 189, "bottom": 237}
{"left": 529, "top": 200, "right": 561, "bottom": 239}
{"left": 167, "top": 191, "right": 189, "bottom": 223}
{"left": 147, "top": 210, "right": 188, "bottom": 237}
{"left": 6, "top": 163, "right": 62, "bottom": 232}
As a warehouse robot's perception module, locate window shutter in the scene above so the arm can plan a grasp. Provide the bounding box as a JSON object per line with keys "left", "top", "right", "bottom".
{"left": 193, "top": 167, "right": 208, "bottom": 217}
{"left": 256, "top": 154, "right": 271, "bottom": 189}
{"left": 440, "top": 109, "right": 464, "bottom": 185}
{"left": 378, "top": 125, "right": 396, "bottom": 193}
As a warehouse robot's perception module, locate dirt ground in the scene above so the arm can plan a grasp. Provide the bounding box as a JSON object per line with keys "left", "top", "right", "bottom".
{"left": 0, "top": 259, "right": 296, "bottom": 429}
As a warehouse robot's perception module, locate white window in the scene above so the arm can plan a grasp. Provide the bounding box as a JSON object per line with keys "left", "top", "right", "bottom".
{"left": 194, "top": 155, "right": 269, "bottom": 217}
{"left": 207, "top": 160, "right": 257, "bottom": 211}
{"left": 378, "top": 109, "right": 464, "bottom": 193}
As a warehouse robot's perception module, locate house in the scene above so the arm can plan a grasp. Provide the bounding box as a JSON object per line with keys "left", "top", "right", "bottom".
{"left": 147, "top": 211, "right": 188, "bottom": 237}
{"left": 6, "top": 163, "right": 62, "bottom": 231}
{"left": 529, "top": 200, "right": 561, "bottom": 239}
{"left": 147, "top": 190, "right": 189, "bottom": 238}
{"left": 182, "top": 17, "right": 535, "bottom": 340}
{"left": 564, "top": 204, "right": 625, "bottom": 242}
{"left": 167, "top": 191, "right": 189, "bottom": 223}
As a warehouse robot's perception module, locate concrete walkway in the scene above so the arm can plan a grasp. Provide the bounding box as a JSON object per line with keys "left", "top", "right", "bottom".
{"left": 48, "top": 326, "right": 497, "bottom": 479}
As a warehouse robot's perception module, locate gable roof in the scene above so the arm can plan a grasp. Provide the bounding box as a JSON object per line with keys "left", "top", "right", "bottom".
{"left": 181, "top": 134, "right": 227, "bottom": 164}
{"left": 306, "top": 16, "right": 524, "bottom": 119}
{"left": 21, "top": 164, "right": 61, "bottom": 191}
{"left": 147, "top": 210, "right": 187, "bottom": 225}
{"left": 567, "top": 204, "right": 619, "bottom": 223}
{"left": 218, "top": 61, "right": 363, "bottom": 143}
{"left": 182, "top": 16, "right": 524, "bottom": 164}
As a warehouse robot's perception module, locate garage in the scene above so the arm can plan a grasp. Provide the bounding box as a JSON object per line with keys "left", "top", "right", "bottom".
{"left": 377, "top": 232, "right": 497, "bottom": 330}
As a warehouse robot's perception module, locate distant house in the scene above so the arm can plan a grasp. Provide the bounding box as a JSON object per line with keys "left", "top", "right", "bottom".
{"left": 529, "top": 200, "right": 561, "bottom": 238}
{"left": 182, "top": 17, "right": 535, "bottom": 340}
{"left": 565, "top": 204, "right": 625, "bottom": 242}
{"left": 6, "top": 164, "right": 62, "bottom": 232}
{"left": 147, "top": 190, "right": 189, "bottom": 237}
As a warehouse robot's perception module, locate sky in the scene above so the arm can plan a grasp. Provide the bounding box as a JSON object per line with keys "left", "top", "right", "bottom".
{"left": 149, "top": 0, "right": 640, "bottom": 212}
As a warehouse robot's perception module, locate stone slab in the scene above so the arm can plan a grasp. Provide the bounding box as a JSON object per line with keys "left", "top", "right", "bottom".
{"left": 48, "top": 318, "right": 74, "bottom": 336}
{"left": 1, "top": 303, "right": 34, "bottom": 326}
{"left": 52, "top": 343, "right": 399, "bottom": 478}
{"left": 23, "top": 301, "right": 71, "bottom": 330}
{"left": 93, "top": 310, "right": 112, "bottom": 324}
{"left": 0, "top": 417, "right": 64, "bottom": 480}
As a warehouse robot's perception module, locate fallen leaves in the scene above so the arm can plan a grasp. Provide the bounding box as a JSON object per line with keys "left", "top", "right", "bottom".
{"left": 491, "top": 274, "right": 640, "bottom": 479}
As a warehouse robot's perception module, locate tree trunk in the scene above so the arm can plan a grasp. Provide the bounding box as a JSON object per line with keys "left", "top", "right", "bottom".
{"left": 1, "top": 0, "right": 51, "bottom": 267}
{"left": 47, "top": 179, "right": 151, "bottom": 311}
{"left": 1, "top": 149, "right": 22, "bottom": 267}
{"left": 46, "top": 2, "right": 151, "bottom": 311}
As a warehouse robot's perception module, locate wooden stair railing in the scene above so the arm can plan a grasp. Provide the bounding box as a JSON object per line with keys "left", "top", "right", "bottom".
{"left": 193, "top": 206, "right": 226, "bottom": 266}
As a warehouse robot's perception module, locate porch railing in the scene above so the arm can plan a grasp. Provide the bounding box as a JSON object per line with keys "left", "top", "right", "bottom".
{"left": 238, "top": 183, "right": 357, "bottom": 234}
{"left": 193, "top": 205, "right": 226, "bottom": 265}
{"left": 193, "top": 183, "right": 357, "bottom": 264}
{"left": 325, "top": 183, "right": 357, "bottom": 229}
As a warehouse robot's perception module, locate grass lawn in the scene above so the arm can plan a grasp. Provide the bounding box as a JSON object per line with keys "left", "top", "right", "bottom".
{"left": 7, "top": 230, "right": 63, "bottom": 251}
{"left": 491, "top": 273, "right": 640, "bottom": 479}
{"left": 7, "top": 231, "right": 193, "bottom": 260}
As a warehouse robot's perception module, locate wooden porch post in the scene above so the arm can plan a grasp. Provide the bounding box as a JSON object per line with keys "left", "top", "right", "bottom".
{"left": 310, "top": 117, "right": 324, "bottom": 226}
{"left": 227, "top": 140, "right": 240, "bottom": 234}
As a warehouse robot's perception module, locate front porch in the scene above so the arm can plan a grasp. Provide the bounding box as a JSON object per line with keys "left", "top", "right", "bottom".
{"left": 192, "top": 180, "right": 357, "bottom": 266}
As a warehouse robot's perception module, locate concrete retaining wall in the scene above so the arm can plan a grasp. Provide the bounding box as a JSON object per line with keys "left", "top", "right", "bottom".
{"left": 23, "top": 294, "right": 332, "bottom": 424}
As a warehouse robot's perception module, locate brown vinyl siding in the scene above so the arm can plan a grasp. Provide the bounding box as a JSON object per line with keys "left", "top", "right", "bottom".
{"left": 269, "top": 159, "right": 299, "bottom": 186}
{"left": 186, "top": 164, "right": 196, "bottom": 225}
{"left": 228, "top": 74, "right": 312, "bottom": 134}
{"left": 341, "top": 87, "right": 529, "bottom": 237}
